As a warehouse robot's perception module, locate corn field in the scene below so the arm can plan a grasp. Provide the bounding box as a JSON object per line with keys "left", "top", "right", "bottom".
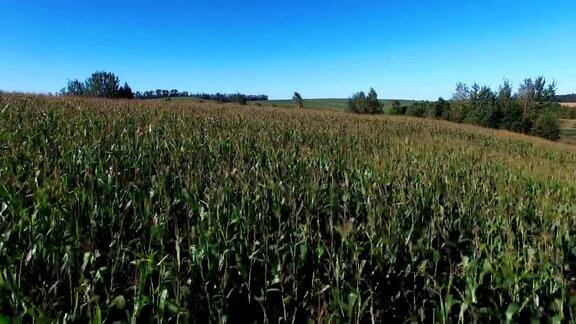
{"left": 1, "top": 94, "right": 576, "bottom": 322}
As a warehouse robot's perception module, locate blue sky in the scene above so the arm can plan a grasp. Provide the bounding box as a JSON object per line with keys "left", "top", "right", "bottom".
{"left": 1, "top": 0, "right": 575, "bottom": 99}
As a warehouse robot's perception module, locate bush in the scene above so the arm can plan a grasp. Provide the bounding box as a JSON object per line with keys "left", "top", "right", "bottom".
{"left": 406, "top": 102, "right": 428, "bottom": 118}
{"left": 389, "top": 100, "right": 405, "bottom": 115}
{"left": 348, "top": 88, "right": 382, "bottom": 114}
{"left": 431, "top": 97, "right": 450, "bottom": 119}
{"left": 348, "top": 91, "right": 367, "bottom": 114}
{"left": 531, "top": 110, "right": 561, "bottom": 140}
{"left": 366, "top": 88, "right": 383, "bottom": 114}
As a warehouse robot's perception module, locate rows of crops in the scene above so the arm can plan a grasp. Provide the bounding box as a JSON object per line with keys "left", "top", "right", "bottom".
{"left": 1, "top": 94, "right": 576, "bottom": 322}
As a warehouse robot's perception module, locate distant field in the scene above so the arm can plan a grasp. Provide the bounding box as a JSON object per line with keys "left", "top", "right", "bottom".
{"left": 560, "top": 102, "right": 576, "bottom": 107}
{"left": 560, "top": 119, "right": 576, "bottom": 144}
{"left": 254, "top": 98, "right": 415, "bottom": 112}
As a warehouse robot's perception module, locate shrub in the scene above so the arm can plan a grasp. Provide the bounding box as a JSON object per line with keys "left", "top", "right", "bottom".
{"left": 389, "top": 100, "right": 405, "bottom": 115}
{"left": 432, "top": 97, "right": 449, "bottom": 119}
{"left": 406, "top": 101, "right": 428, "bottom": 118}
{"left": 366, "top": 88, "right": 383, "bottom": 114}
{"left": 348, "top": 88, "right": 383, "bottom": 114}
{"left": 348, "top": 91, "right": 367, "bottom": 113}
{"left": 531, "top": 110, "right": 561, "bottom": 140}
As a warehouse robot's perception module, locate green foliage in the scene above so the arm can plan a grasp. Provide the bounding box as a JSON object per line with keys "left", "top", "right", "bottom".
{"left": 84, "top": 71, "right": 121, "bottom": 98}
{"left": 406, "top": 101, "right": 429, "bottom": 117}
{"left": 442, "top": 77, "right": 563, "bottom": 141}
{"left": 389, "top": 100, "right": 405, "bottom": 115}
{"left": 432, "top": 97, "right": 450, "bottom": 119}
{"left": 348, "top": 91, "right": 367, "bottom": 113}
{"left": 366, "top": 87, "right": 383, "bottom": 114}
{"left": 531, "top": 110, "right": 561, "bottom": 140}
{"left": 348, "top": 88, "right": 383, "bottom": 114}
{"left": 63, "top": 72, "right": 133, "bottom": 99}
{"left": 66, "top": 79, "right": 86, "bottom": 96}
{"left": 1, "top": 95, "right": 576, "bottom": 322}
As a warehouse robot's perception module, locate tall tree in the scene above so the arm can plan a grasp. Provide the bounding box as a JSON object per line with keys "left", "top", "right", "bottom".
{"left": 450, "top": 83, "right": 470, "bottom": 122}
{"left": 433, "top": 97, "right": 450, "bottom": 119}
{"left": 348, "top": 91, "right": 367, "bottom": 114}
{"left": 366, "top": 87, "right": 382, "bottom": 114}
{"left": 117, "top": 82, "right": 135, "bottom": 99}
{"left": 66, "top": 79, "right": 86, "bottom": 96}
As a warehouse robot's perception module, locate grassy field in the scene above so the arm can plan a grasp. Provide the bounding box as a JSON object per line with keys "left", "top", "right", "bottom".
{"left": 560, "top": 119, "right": 576, "bottom": 144}
{"left": 1, "top": 94, "right": 576, "bottom": 322}
{"left": 257, "top": 98, "right": 414, "bottom": 112}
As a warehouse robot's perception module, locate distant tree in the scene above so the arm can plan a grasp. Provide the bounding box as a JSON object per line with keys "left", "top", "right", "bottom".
{"left": 366, "top": 88, "right": 383, "bottom": 114}
{"left": 233, "top": 93, "right": 247, "bottom": 105}
{"left": 348, "top": 91, "right": 367, "bottom": 114}
{"left": 516, "top": 77, "right": 556, "bottom": 110}
{"left": 498, "top": 79, "right": 514, "bottom": 109}
{"left": 155, "top": 89, "right": 162, "bottom": 98}
{"left": 432, "top": 97, "right": 449, "bottom": 118}
{"left": 498, "top": 80, "right": 523, "bottom": 131}
{"left": 292, "top": 92, "right": 304, "bottom": 109}
{"left": 66, "top": 79, "right": 86, "bottom": 96}
{"left": 450, "top": 82, "right": 470, "bottom": 122}
{"left": 406, "top": 101, "right": 428, "bottom": 118}
{"left": 84, "top": 71, "right": 120, "bottom": 98}
{"left": 389, "top": 100, "right": 405, "bottom": 115}
{"left": 554, "top": 93, "right": 576, "bottom": 102}
{"left": 117, "top": 82, "right": 135, "bottom": 99}
{"left": 467, "top": 84, "right": 501, "bottom": 128}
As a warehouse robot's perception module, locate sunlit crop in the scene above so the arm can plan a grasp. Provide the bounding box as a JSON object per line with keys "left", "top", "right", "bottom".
{"left": 1, "top": 94, "right": 575, "bottom": 322}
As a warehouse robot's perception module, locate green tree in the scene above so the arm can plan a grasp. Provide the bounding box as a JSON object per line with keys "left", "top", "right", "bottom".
{"left": 66, "top": 79, "right": 86, "bottom": 96}
{"left": 84, "top": 71, "right": 120, "bottom": 98}
{"left": 450, "top": 82, "right": 470, "bottom": 122}
{"left": 432, "top": 97, "right": 450, "bottom": 119}
{"left": 531, "top": 110, "right": 561, "bottom": 140}
{"left": 366, "top": 87, "right": 383, "bottom": 114}
{"left": 117, "top": 82, "right": 134, "bottom": 99}
{"left": 406, "top": 101, "right": 428, "bottom": 117}
{"left": 348, "top": 91, "right": 367, "bottom": 114}
{"left": 389, "top": 100, "right": 405, "bottom": 115}
{"left": 292, "top": 92, "right": 304, "bottom": 109}
{"left": 233, "top": 93, "right": 247, "bottom": 105}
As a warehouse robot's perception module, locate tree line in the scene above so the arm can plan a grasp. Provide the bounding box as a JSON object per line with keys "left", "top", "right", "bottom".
{"left": 135, "top": 90, "right": 268, "bottom": 102}
{"left": 61, "top": 71, "right": 269, "bottom": 103}
{"left": 348, "top": 77, "right": 563, "bottom": 141}
{"left": 554, "top": 93, "right": 576, "bottom": 102}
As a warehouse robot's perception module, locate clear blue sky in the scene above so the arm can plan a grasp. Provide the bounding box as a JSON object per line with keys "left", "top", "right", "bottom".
{"left": 1, "top": 0, "right": 575, "bottom": 99}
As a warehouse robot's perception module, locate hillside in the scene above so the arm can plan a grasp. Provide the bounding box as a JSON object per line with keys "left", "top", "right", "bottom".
{"left": 257, "top": 98, "right": 414, "bottom": 112}
{"left": 1, "top": 95, "right": 576, "bottom": 322}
